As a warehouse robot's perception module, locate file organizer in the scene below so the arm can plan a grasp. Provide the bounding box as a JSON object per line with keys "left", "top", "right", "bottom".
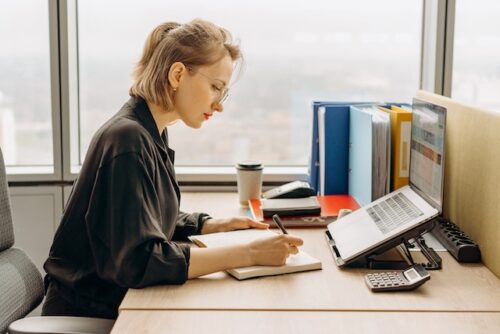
{"left": 310, "top": 101, "right": 405, "bottom": 204}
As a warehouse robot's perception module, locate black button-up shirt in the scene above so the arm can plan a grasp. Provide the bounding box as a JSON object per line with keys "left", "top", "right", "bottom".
{"left": 44, "top": 96, "right": 209, "bottom": 316}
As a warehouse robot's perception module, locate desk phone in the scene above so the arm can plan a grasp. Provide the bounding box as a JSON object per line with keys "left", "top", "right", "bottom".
{"left": 262, "top": 181, "right": 316, "bottom": 199}
{"left": 365, "top": 264, "right": 430, "bottom": 292}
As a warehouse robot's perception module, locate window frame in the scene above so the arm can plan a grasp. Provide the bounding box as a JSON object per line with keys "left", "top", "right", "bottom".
{"left": 420, "top": 0, "right": 455, "bottom": 97}
{"left": 5, "top": 0, "right": 63, "bottom": 182}
{"left": 7, "top": 0, "right": 456, "bottom": 189}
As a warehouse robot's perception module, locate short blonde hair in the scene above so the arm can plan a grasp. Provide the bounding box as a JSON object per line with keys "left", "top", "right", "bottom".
{"left": 129, "top": 19, "right": 242, "bottom": 111}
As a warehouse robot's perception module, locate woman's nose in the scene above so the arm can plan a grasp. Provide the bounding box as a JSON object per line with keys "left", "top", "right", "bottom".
{"left": 212, "top": 102, "right": 224, "bottom": 113}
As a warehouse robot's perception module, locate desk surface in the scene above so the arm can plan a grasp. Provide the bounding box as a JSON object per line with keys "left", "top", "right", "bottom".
{"left": 115, "top": 192, "right": 500, "bottom": 332}
{"left": 119, "top": 192, "right": 500, "bottom": 312}
{"left": 112, "top": 310, "right": 500, "bottom": 334}
{"left": 121, "top": 229, "right": 500, "bottom": 312}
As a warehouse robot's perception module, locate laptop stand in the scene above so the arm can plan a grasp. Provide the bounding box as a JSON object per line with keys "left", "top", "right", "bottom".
{"left": 325, "top": 219, "right": 442, "bottom": 270}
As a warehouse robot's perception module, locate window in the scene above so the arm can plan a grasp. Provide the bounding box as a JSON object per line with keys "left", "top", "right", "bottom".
{"left": 452, "top": 0, "right": 500, "bottom": 112}
{"left": 0, "top": 0, "right": 53, "bottom": 167}
{"left": 75, "top": 0, "right": 422, "bottom": 168}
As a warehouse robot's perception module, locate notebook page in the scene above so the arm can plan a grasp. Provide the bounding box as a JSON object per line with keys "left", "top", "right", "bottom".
{"left": 189, "top": 229, "right": 322, "bottom": 280}
{"left": 190, "top": 229, "right": 276, "bottom": 248}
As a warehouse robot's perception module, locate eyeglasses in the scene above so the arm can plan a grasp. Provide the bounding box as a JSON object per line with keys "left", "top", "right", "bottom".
{"left": 187, "top": 67, "right": 230, "bottom": 104}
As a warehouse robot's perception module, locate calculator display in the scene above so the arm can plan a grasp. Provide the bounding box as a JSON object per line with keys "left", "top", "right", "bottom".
{"left": 404, "top": 268, "right": 419, "bottom": 281}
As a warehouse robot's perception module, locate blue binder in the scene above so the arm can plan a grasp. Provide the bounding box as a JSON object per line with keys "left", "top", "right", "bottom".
{"left": 309, "top": 102, "right": 342, "bottom": 192}
{"left": 348, "top": 106, "right": 374, "bottom": 206}
{"left": 309, "top": 101, "right": 373, "bottom": 193}
{"left": 348, "top": 104, "right": 395, "bottom": 206}
{"left": 318, "top": 105, "right": 350, "bottom": 195}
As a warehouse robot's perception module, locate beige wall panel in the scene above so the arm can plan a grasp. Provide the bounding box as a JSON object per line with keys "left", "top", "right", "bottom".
{"left": 416, "top": 90, "right": 500, "bottom": 278}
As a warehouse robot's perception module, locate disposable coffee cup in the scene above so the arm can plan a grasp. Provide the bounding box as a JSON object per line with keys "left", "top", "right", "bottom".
{"left": 236, "top": 161, "right": 263, "bottom": 206}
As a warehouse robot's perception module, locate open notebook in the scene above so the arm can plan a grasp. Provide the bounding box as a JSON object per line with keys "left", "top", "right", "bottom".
{"left": 189, "top": 229, "right": 322, "bottom": 280}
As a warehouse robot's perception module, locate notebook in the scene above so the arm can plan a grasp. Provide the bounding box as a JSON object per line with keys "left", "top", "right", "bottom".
{"left": 189, "top": 229, "right": 322, "bottom": 280}
{"left": 327, "top": 98, "right": 446, "bottom": 265}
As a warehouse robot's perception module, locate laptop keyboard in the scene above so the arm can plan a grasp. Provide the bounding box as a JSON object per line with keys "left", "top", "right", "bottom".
{"left": 367, "top": 192, "right": 424, "bottom": 234}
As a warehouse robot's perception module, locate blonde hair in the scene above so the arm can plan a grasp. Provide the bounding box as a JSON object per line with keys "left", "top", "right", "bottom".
{"left": 129, "top": 19, "right": 242, "bottom": 111}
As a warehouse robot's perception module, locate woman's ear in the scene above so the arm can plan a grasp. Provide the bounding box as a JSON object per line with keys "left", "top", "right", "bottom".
{"left": 167, "top": 62, "right": 187, "bottom": 89}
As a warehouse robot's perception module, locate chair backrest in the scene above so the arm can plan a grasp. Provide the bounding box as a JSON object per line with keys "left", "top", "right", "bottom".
{"left": 0, "top": 146, "right": 14, "bottom": 252}
{"left": 0, "top": 147, "right": 44, "bottom": 333}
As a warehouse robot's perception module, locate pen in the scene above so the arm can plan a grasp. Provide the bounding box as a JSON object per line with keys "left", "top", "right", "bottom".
{"left": 272, "top": 214, "right": 288, "bottom": 235}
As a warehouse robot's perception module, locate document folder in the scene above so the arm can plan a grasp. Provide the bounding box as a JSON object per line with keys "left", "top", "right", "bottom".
{"left": 318, "top": 105, "right": 350, "bottom": 195}
{"left": 379, "top": 105, "right": 412, "bottom": 191}
{"left": 309, "top": 101, "right": 374, "bottom": 193}
{"left": 309, "top": 101, "right": 344, "bottom": 193}
{"left": 348, "top": 105, "right": 391, "bottom": 206}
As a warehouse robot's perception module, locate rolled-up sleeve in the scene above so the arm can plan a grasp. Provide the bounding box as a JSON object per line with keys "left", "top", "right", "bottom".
{"left": 85, "top": 152, "right": 189, "bottom": 288}
{"left": 173, "top": 211, "right": 211, "bottom": 240}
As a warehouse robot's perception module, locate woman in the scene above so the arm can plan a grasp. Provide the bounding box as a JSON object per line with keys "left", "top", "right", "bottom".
{"left": 42, "top": 19, "right": 303, "bottom": 319}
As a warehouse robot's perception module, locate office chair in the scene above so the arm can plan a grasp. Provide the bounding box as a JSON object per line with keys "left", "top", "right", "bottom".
{"left": 0, "top": 147, "right": 115, "bottom": 334}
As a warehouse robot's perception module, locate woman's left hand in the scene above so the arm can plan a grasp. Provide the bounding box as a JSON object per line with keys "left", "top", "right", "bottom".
{"left": 201, "top": 217, "right": 269, "bottom": 234}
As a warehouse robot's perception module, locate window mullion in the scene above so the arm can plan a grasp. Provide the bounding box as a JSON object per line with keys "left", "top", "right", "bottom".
{"left": 48, "top": 0, "right": 63, "bottom": 181}
{"left": 442, "top": 0, "right": 456, "bottom": 97}
{"left": 58, "top": 0, "right": 80, "bottom": 182}
{"left": 421, "top": 0, "right": 454, "bottom": 96}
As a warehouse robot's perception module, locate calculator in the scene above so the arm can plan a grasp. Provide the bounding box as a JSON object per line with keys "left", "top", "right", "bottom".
{"left": 365, "top": 264, "right": 431, "bottom": 292}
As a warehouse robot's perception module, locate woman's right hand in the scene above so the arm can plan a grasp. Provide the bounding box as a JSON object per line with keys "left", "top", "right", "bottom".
{"left": 247, "top": 234, "right": 304, "bottom": 266}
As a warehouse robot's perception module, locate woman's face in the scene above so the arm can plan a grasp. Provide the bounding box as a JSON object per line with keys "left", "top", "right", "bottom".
{"left": 174, "top": 55, "right": 234, "bottom": 129}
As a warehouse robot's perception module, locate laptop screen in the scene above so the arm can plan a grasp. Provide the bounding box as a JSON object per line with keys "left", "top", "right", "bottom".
{"left": 409, "top": 98, "right": 447, "bottom": 212}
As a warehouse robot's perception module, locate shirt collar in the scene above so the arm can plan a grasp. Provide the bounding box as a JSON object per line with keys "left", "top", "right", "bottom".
{"left": 127, "top": 96, "right": 177, "bottom": 164}
{"left": 127, "top": 96, "right": 180, "bottom": 201}
{"left": 128, "top": 96, "right": 161, "bottom": 141}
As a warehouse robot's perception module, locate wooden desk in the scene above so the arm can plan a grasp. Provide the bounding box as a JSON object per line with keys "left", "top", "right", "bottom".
{"left": 120, "top": 228, "right": 500, "bottom": 312}
{"left": 114, "top": 193, "right": 500, "bottom": 332}
{"left": 112, "top": 310, "right": 500, "bottom": 334}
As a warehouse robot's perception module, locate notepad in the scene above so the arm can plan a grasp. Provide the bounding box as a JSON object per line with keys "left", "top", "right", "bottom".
{"left": 188, "top": 229, "right": 322, "bottom": 280}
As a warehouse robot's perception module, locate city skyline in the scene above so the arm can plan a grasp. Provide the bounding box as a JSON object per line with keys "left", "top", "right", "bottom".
{"left": 1, "top": 0, "right": 499, "bottom": 168}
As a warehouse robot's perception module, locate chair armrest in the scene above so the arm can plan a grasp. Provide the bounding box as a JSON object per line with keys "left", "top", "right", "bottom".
{"left": 8, "top": 316, "right": 115, "bottom": 334}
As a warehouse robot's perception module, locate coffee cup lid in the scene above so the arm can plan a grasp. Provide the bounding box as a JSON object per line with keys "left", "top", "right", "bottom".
{"left": 236, "top": 161, "right": 263, "bottom": 170}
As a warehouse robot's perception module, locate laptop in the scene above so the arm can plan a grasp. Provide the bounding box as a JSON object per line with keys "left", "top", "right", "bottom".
{"left": 326, "top": 98, "right": 446, "bottom": 266}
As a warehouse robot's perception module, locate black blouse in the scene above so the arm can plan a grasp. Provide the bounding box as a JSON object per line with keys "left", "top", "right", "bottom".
{"left": 43, "top": 96, "right": 209, "bottom": 316}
